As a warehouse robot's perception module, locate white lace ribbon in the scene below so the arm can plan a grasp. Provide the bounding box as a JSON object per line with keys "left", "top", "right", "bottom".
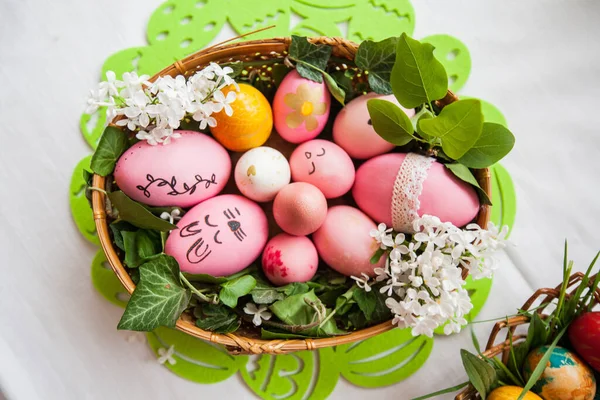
{"left": 391, "top": 153, "right": 434, "bottom": 232}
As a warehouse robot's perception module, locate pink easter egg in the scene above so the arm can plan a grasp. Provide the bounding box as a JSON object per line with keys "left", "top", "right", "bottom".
{"left": 273, "top": 182, "right": 327, "bottom": 236}
{"left": 333, "top": 93, "right": 415, "bottom": 159}
{"left": 262, "top": 233, "right": 318, "bottom": 285}
{"left": 114, "top": 131, "right": 231, "bottom": 208}
{"left": 165, "top": 194, "right": 268, "bottom": 276}
{"left": 289, "top": 139, "right": 355, "bottom": 198}
{"left": 272, "top": 70, "right": 331, "bottom": 143}
{"left": 313, "top": 206, "right": 384, "bottom": 277}
{"left": 352, "top": 153, "right": 480, "bottom": 232}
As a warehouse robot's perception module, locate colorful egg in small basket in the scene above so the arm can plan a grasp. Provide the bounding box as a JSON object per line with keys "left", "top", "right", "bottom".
{"left": 90, "top": 35, "right": 501, "bottom": 354}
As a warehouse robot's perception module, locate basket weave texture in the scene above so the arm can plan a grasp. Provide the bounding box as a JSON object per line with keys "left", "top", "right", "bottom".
{"left": 455, "top": 272, "right": 600, "bottom": 399}
{"left": 92, "top": 36, "right": 491, "bottom": 354}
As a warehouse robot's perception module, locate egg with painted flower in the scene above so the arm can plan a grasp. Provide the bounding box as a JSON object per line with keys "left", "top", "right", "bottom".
{"left": 289, "top": 139, "right": 355, "bottom": 199}
{"left": 210, "top": 84, "right": 273, "bottom": 152}
{"left": 523, "top": 346, "right": 596, "bottom": 400}
{"left": 273, "top": 70, "right": 331, "bottom": 143}
{"left": 114, "top": 131, "right": 231, "bottom": 208}
{"left": 262, "top": 233, "right": 318, "bottom": 286}
{"left": 165, "top": 194, "right": 268, "bottom": 276}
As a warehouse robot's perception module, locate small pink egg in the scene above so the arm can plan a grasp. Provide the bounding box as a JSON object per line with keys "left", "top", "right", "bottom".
{"left": 352, "top": 153, "right": 480, "bottom": 232}
{"left": 313, "top": 206, "right": 384, "bottom": 277}
{"left": 165, "top": 194, "right": 268, "bottom": 276}
{"left": 289, "top": 139, "right": 355, "bottom": 198}
{"left": 114, "top": 131, "right": 231, "bottom": 208}
{"left": 273, "top": 182, "right": 327, "bottom": 236}
{"left": 333, "top": 93, "right": 415, "bottom": 159}
{"left": 273, "top": 70, "right": 331, "bottom": 143}
{"left": 262, "top": 233, "right": 318, "bottom": 285}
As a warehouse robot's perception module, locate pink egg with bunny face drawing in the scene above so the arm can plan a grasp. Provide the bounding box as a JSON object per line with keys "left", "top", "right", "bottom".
{"left": 273, "top": 70, "right": 331, "bottom": 143}
{"left": 289, "top": 139, "right": 355, "bottom": 199}
{"left": 333, "top": 93, "right": 415, "bottom": 159}
{"left": 352, "top": 153, "right": 480, "bottom": 233}
{"left": 165, "top": 194, "right": 268, "bottom": 276}
{"left": 114, "top": 131, "right": 231, "bottom": 208}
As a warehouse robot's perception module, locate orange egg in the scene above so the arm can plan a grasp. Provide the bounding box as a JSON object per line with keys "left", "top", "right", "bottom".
{"left": 210, "top": 84, "right": 273, "bottom": 152}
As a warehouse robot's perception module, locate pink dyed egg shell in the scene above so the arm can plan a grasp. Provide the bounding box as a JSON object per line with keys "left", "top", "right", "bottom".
{"left": 273, "top": 70, "right": 331, "bottom": 143}
{"left": 165, "top": 194, "right": 268, "bottom": 276}
{"left": 114, "top": 131, "right": 231, "bottom": 208}
{"left": 273, "top": 182, "right": 327, "bottom": 236}
{"left": 262, "top": 233, "right": 318, "bottom": 286}
{"left": 313, "top": 206, "right": 384, "bottom": 277}
{"left": 289, "top": 139, "right": 355, "bottom": 198}
{"left": 333, "top": 93, "right": 415, "bottom": 159}
{"left": 352, "top": 153, "right": 480, "bottom": 232}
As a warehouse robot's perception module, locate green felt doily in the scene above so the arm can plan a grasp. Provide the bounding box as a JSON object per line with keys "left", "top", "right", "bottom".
{"left": 72, "top": 0, "right": 517, "bottom": 397}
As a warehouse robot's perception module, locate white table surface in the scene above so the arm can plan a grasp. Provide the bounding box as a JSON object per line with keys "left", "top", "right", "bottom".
{"left": 1, "top": 0, "right": 599, "bottom": 399}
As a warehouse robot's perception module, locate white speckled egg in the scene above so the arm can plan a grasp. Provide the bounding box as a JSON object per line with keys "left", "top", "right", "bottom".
{"left": 234, "top": 147, "right": 291, "bottom": 202}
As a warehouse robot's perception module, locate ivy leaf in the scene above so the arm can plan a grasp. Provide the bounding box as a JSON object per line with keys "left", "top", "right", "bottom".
{"left": 458, "top": 122, "right": 515, "bottom": 168}
{"left": 289, "top": 35, "right": 332, "bottom": 83}
{"left": 108, "top": 191, "right": 177, "bottom": 231}
{"left": 355, "top": 37, "right": 398, "bottom": 94}
{"left": 194, "top": 303, "right": 240, "bottom": 334}
{"left": 322, "top": 71, "right": 346, "bottom": 105}
{"left": 219, "top": 275, "right": 256, "bottom": 308}
{"left": 460, "top": 349, "right": 497, "bottom": 399}
{"left": 391, "top": 33, "right": 448, "bottom": 109}
{"left": 90, "top": 126, "right": 129, "bottom": 176}
{"left": 117, "top": 255, "right": 191, "bottom": 331}
{"left": 445, "top": 163, "right": 492, "bottom": 206}
{"left": 367, "top": 99, "right": 415, "bottom": 145}
{"left": 418, "top": 99, "right": 484, "bottom": 159}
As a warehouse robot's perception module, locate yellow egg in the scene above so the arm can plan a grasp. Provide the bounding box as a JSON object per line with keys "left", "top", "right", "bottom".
{"left": 488, "top": 386, "right": 542, "bottom": 400}
{"left": 210, "top": 84, "right": 273, "bottom": 152}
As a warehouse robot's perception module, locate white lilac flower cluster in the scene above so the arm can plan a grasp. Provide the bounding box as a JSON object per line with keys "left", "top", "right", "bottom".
{"left": 85, "top": 63, "right": 238, "bottom": 145}
{"left": 353, "top": 215, "right": 509, "bottom": 338}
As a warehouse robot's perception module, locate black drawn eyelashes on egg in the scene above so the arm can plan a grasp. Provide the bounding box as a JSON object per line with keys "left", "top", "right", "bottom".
{"left": 180, "top": 221, "right": 202, "bottom": 237}
{"left": 205, "top": 214, "right": 218, "bottom": 227}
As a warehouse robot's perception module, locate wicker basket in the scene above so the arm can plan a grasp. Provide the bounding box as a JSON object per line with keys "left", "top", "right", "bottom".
{"left": 455, "top": 272, "right": 600, "bottom": 399}
{"left": 92, "top": 36, "right": 492, "bottom": 354}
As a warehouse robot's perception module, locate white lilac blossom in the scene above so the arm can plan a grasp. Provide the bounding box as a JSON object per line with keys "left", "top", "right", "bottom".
{"left": 243, "top": 303, "right": 272, "bottom": 326}
{"left": 160, "top": 209, "right": 182, "bottom": 225}
{"left": 85, "top": 62, "right": 238, "bottom": 145}
{"left": 354, "top": 215, "right": 509, "bottom": 338}
{"left": 157, "top": 345, "right": 177, "bottom": 365}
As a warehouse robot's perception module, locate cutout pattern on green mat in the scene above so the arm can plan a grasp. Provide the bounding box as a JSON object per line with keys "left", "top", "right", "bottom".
{"left": 73, "top": 0, "right": 518, "bottom": 397}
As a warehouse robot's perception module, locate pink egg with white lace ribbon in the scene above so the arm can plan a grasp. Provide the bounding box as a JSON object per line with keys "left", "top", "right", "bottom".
{"left": 165, "top": 194, "right": 268, "bottom": 276}
{"left": 114, "top": 131, "right": 231, "bottom": 208}
{"left": 273, "top": 70, "right": 331, "bottom": 143}
{"left": 333, "top": 93, "right": 415, "bottom": 159}
{"left": 352, "top": 153, "right": 480, "bottom": 233}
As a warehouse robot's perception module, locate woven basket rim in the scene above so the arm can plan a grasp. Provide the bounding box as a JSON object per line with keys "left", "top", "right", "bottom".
{"left": 92, "top": 36, "right": 492, "bottom": 354}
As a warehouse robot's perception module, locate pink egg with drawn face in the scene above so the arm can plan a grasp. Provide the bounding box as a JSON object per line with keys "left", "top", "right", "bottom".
{"left": 273, "top": 70, "right": 331, "bottom": 143}
{"left": 262, "top": 233, "right": 318, "bottom": 286}
{"left": 273, "top": 182, "right": 328, "bottom": 236}
{"left": 313, "top": 206, "right": 384, "bottom": 277}
{"left": 165, "top": 194, "right": 268, "bottom": 276}
{"left": 333, "top": 93, "right": 415, "bottom": 159}
{"left": 289, "top": 139, "right": 355, "bottom": 198}
{"left": 114, "top": 131, "right": 231, "bottom": 208}
{"left": 352, "top": 153, "right": 480, "bottom": 232}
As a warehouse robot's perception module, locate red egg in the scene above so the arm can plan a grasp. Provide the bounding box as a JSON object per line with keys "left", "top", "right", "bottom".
{"left": 273, "top": 182, "right": 328, "bottom": 236}
{"left": 313, "top": 206, "right": 384, "bottom": 277}
{"left": 262, "top": 233, "right": 318, "bottom": 286}
{"left": 569, "top": 312, "right": 600, "bottom": 372}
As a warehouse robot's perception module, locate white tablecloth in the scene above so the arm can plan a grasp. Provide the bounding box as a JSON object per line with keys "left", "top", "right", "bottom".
{"left": 1, "top": 0, "right": 599, "bottom": 398}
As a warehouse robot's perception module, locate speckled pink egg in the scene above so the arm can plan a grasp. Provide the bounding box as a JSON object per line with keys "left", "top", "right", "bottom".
{"left": 165, "top": 194, "right": 268, "bottom": 276}
{"left": 273, "top": 182, "right": 327, "bottom": 236}
{"left": 313, "top": 206, "right": 384, "bottom": 277}
{"left": 333, "top": 93, "right": 415, "bottom": 159}
{"left": 114, "top": 131, "right": 230, "bottom": 208}
{"left": 273, "top": 70, "right": 331, "bottom": 143}
{"left": 352, "top": 153, "right": 480, "bottom": 232}
{"left": 262, "top": 233, "right": 318, "bottom": 285}
{"left": 289, "top": 139, "right": 355, "bottom": 198}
